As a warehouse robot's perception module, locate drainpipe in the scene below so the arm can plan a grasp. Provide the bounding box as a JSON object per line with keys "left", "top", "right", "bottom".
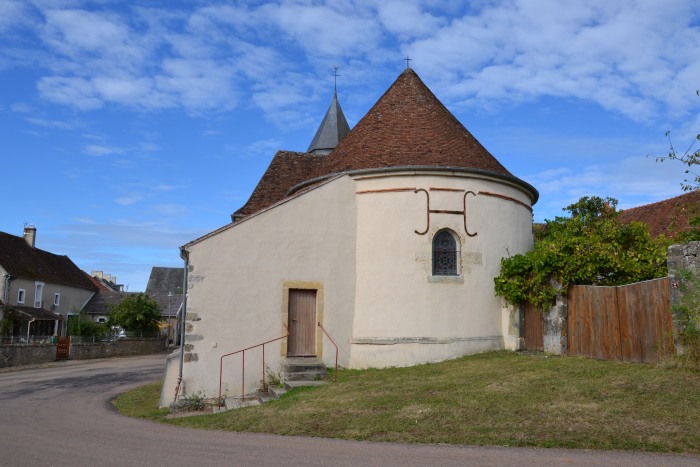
{"left": 27, "top": 317, "right": 35, "bottom": 343}
{"left": 2, "top": 274, "right": 14, "bottom": 305}
{"left": 174, "top": 248, "right": 189, "bottom": 401}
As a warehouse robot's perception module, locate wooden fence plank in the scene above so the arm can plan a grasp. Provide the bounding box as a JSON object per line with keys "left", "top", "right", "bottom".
{"left": 566, "top": 278, "right": 672, "bottom": 363}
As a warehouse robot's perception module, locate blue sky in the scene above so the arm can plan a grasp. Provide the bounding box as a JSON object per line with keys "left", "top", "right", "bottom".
{"left": 1, "top": 0, "right": 699, "bottom": 291}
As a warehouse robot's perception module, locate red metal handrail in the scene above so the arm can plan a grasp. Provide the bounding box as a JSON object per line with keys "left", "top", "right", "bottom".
{"left": 218, "top": 327, "right": 289, "bottom": 408}
{"left": 317, "top": 321, "right": 338, "bottom": 383}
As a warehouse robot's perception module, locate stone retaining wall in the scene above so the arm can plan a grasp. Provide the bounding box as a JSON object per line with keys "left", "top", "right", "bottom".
{"left": 0, "top": 338, "right": 167, "bottom": 368}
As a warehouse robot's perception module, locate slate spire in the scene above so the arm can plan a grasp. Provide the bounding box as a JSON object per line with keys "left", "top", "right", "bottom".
{"left": 307, "top": 90, "right": 351, "bottom": 155}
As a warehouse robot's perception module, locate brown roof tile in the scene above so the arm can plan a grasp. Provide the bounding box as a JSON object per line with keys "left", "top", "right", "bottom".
{"left": 233, "top": 150, "right": 327, "bottom": 219}
{"left": 618, "top": 191, "right": 700, "bottom": 238}
{"left": 322, "top": 68, "right": 511, "bottom": 177}
{"left": 233, "top": 68, "right": 533, "bottom": 220}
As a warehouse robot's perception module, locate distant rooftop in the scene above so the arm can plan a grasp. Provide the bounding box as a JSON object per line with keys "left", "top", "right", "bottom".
{"left": 618, "top": 191, "right": 700, "bottom": 239}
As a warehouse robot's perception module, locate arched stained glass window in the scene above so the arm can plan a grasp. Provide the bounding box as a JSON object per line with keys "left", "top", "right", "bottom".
{"left": 432, "top": 230, "right": 458, "bottom": 276}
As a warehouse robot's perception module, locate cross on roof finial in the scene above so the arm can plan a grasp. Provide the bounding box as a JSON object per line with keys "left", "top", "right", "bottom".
{"left": 404, "top": 56, "right": 412, "bottom": 69}
{"left": 332, "top": 65, "right": 340, "bottom": 92}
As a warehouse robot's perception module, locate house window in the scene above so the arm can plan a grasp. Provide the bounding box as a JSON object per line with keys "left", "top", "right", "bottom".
{"left": 53, "top": 293, "right": 60, "bottom": 307}
{"left": 34, "top": 282, "right": 44, "bottom": 308}
{"left": 17, "top": 289, "right": 25, "bottom": 304}
{"left": 432, "top": 229, "right": 458, "bottom": 276}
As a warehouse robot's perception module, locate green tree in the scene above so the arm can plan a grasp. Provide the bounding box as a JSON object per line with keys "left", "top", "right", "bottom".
{"left": 107, "top": 294, "right": 162, "bottom": 333}
{"left": 67, "top": 313, "right": 109, "bottom": 337}
{"left": 494, "top": 196, "right": 668, "bottom": 309}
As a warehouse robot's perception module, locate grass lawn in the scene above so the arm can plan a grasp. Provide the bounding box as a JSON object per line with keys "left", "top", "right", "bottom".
{"left": 113, "top": 351, "right": 700, "bottom": 453}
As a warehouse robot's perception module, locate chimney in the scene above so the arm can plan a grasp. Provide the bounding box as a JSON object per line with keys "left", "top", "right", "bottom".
{"left": 23, "top": 225, "right": 36, "bottom": 248}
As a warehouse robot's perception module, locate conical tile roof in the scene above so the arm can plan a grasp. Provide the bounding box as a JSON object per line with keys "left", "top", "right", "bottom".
{"left": 320, "top": 68, "right": 511, "bottom": 176}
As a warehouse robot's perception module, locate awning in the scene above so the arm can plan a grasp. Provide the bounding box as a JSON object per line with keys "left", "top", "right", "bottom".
{"left": 11, "top": 306, "right": 63, "bottom": 321}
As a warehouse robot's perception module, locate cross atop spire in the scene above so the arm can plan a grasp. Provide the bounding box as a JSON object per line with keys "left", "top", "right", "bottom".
{"left": 333, "top": 65, "right": 340, "bottom": 93}
{"left": 404, "top": 56, "right": 412, "bottom": 69}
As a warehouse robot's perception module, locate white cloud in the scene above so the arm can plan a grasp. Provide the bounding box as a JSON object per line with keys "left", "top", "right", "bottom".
{"left": 153, "top": 204, "right": 187, "bottom": 215}
{"left": 114, "top": 193, "right": 143, "bottom": 206}
{"left": 84, "top": 144, "right": 124, "bottom": 156}
{"left": 25, "top": 117, "right": 74, "bottom": 130}
{"left": 38, "top": 76, "right": 103, "bottom": 109}
{"left": 11, "top": 1, "right": 700, "bottom": 130}
{"left": 529, "top": 155, "right": 690, "bottom": 221}
{"left": 11, "top": 102, "right": 33, "bottom": 113}
{"left": 247, "top": 138, "right": 282, "bottom": 157}
{"left": 0, "top": 0, "right": 29, "bottom": 33}
{"left": 139, "top": 142, "right": 161, "bottom": 152}
{"left": 407, "top": 1, "right": 700, "bottom": 121}
{"left": 259, "top": 2, "right": 381, "bottom": 58}
{"left": 375, "top": 0, "right": 445, "bottom": 39}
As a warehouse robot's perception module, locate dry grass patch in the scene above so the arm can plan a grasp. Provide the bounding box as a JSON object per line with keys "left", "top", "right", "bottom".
{"left": 118, "top": 351, "right": 700, "bottom": 453}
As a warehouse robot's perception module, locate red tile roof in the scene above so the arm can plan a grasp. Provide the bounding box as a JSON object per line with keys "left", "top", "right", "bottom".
{"left": 618, "top": 191, "right": 700, "bottom": 238}
{"left": 322, "top": 68, "right": 512, "bottom": 177}
{"left": 233, "top": 68, "right": 536, "bottom": 220}
{"left": 233, "top": 151, "right": 326, "bottom": 219}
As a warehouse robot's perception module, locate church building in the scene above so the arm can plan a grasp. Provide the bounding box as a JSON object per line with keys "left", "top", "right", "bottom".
{"left": 161, "top": 67, "right": 538, "bottom": 404}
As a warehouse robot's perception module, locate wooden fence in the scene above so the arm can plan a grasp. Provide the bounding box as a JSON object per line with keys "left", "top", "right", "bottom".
{"left": 567, "top": 278, "right": 674, "bottom": 363}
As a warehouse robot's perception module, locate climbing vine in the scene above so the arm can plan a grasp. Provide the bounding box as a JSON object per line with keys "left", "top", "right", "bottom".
{"left": 494, "top": 196, "right": 668, "bottom": 310}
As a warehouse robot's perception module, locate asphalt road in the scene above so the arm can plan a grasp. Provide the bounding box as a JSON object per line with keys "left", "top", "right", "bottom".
{"left": 0, "top": 354, "right": 698, "bottom": 466}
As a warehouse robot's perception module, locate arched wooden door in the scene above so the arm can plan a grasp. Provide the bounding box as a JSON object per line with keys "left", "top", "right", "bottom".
{"left": 287, "top": 289, "right": 317, "bottom": 357}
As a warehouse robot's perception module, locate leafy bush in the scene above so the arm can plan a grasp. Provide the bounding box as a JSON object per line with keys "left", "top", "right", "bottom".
{"left": 67, "top": 313, "right": 110, "bottom": 337}
{"left": 495, "top": 196, "right": 668, "bottom": 309}
{"left": 179, "top": 390, "right": 206, "bottom": 411}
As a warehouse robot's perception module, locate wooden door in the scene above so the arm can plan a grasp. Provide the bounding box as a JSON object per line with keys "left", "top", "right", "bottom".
{"left": 287, "top": 289, "right": 317, "bottom": 357}
{"left": 56, "top": 336, "right": 70, "bottom": 360}
{"left": 523, "top": 304, "right": 544, "bottom": 351}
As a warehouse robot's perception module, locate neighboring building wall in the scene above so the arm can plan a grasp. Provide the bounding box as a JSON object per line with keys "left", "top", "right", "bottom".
{"left": 2, "top": 277, "right": 94, "bottom": 314}
{"left": 2, "top": 277, "right": 94, "bottom": 330}
{"left": 172, "top": 176, "right": 358, "bottom": 401}
{"left": 349, "top": 172, "right": 534, "bottom": 368}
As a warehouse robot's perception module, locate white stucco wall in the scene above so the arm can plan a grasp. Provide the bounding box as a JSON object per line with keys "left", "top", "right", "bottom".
{"left": 349, "top": 171, "right": 534, "bottom": 368}
{"left": 167, "top": 176, "right": 358, "bottom": 402}
{"left": 161, "top": 170, "right": 535, "bottom": 406}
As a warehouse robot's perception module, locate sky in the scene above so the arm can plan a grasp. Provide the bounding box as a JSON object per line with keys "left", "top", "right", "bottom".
{"left": 1, "top": 0, "right": 699, "bottom": 292}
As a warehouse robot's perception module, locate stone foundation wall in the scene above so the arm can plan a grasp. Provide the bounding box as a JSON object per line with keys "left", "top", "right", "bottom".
{"left": 543, "top": 295, "right": 568, "bottom": 355}
{"left": 0, "top": 338, "right": 167, "bottom": 368}
{"left": 667, "top": 241, "right": 700, "bottom": 354}
{"left": 667, "top": 241, "right": 700, "bottom": 305}
{"left": 0, "top": 344, "right": 56, "bottom": 368}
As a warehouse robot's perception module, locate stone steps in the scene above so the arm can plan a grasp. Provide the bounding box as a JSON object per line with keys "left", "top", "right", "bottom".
{"left": 217, "top": 359, "right": 329, "bottom": 411}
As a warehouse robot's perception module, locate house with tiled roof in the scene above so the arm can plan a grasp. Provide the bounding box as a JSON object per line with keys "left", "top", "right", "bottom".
{"left": 162, "top": 68, "right": 538, "bottom": 404}
{"left": 144, "top": 266, "right": 184, "bottom": 342}
{"left": 618, "top": 191, "right": 700, "bottom": 239}
{"left": 0, "top": 226, "right": 98, "bottom": 339}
